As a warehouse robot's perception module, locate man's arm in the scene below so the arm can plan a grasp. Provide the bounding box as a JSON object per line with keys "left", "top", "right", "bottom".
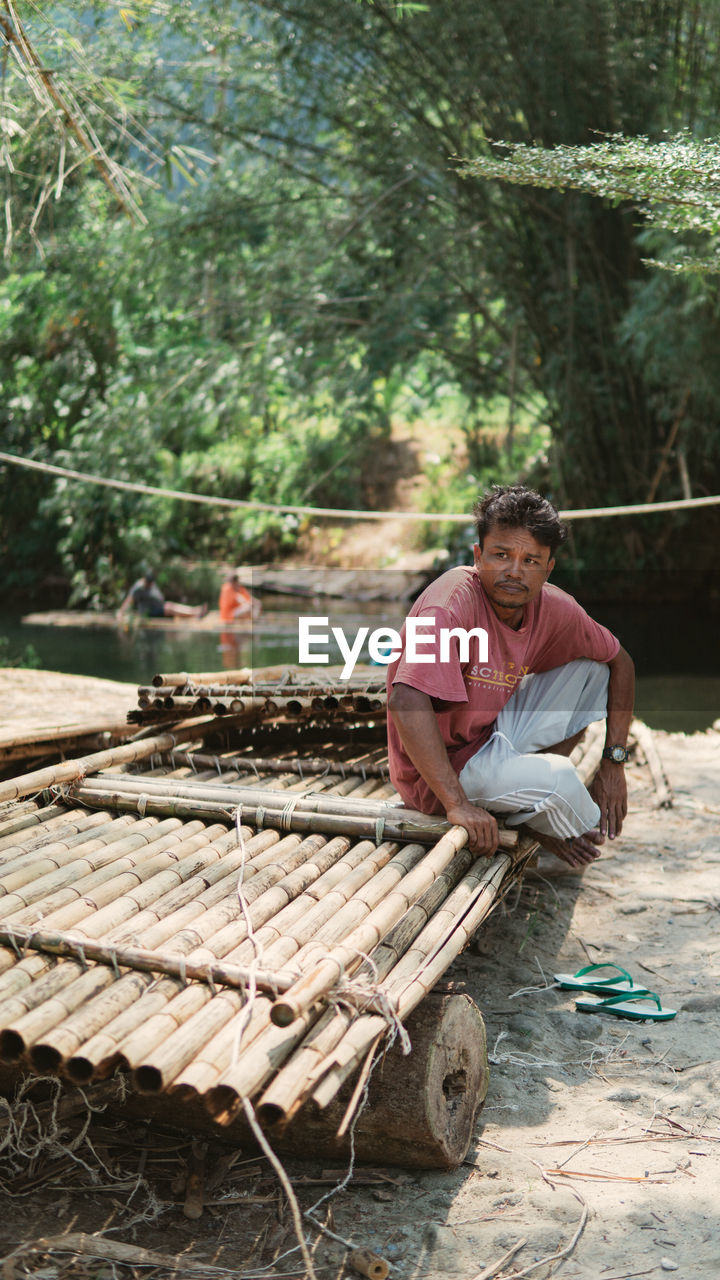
{"left": 590, "top": 644, "right": 635, "bottom": 840}
{"left": 388, "top": 682, "right": 499, "bottom": 855}
{"left": 116, "top": 587, "right": 135, "bottom": 620}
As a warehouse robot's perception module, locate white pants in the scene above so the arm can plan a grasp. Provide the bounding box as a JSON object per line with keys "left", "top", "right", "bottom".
{"left": 457, "top": 660, "right": 609, "bottom": 839}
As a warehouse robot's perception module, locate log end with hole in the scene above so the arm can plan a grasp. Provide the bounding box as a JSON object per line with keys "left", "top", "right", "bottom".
{"left": 267, "top": 991, "right": 489, "bottom": 1169}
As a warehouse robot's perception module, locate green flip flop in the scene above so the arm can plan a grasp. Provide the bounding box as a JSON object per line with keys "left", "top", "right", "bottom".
{"left": 575, "top": 990, "right": 677, "bottom": 1022}
{"left": 554, "top": 962, "right": 645, "bottom": 997}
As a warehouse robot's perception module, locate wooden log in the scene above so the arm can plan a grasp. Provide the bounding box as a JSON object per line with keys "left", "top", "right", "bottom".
{"left": 275, "top": 992, "right": 490, "bottom": 1170}
{"left": 348, "top": 1249, "right": 389, "bottom": 1280}
{"left": 118, "top": 993, "right": 490, "bottom": 1172}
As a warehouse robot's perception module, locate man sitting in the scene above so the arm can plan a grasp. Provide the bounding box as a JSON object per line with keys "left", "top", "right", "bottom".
{"left": 218, "top": 572, "right": 262, "bottom": 621}
{"left": 387, "top": 485, "right": 635, "bottom": 869}
{"left": 117, "top": 570, "right": 208, "bottom": 621}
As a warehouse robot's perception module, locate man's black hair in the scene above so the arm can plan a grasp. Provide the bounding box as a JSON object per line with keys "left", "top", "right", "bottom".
{"left": 473, "top": 485, "right": 568, "bottom": 554}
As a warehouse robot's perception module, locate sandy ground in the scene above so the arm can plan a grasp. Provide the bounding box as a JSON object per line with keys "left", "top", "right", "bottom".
{"left": 0, "top": 672, "right": 719, "bottom": 1279}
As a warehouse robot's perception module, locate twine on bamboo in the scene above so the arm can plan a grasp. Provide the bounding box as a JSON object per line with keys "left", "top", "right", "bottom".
{"left": 280, "top": 795, "right": 299, "bottom": 833}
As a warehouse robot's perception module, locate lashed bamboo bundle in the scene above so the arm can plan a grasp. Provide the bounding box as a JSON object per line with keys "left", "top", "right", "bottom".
{"left": 67, "top": 775, "right": 518, "bottom": 850}
{"left": 0, "top": 672, "right": 608, "bottom": 1166}
{"left": 198, "top": 840, "right": 485, "bottom": 1120}
{"left": 127, "top": 701, "right": 384, "bottom": 728}
{"left": 129, "top": 668, "right": 388, "bottom": 730}
{"left": 307, "top": 851, "right": 520, "bottom": 1114}
{"left": 155, "top": 749, "right": 390, "bottom": 781}
{"left": 151, "top": 668, "right": 253, "bottom": 688}
{"left": 0, "top": 820, "right": 294, "bottom": 1060}
{"left": 65, "top": 834, "right": 396, "bottom": 1086}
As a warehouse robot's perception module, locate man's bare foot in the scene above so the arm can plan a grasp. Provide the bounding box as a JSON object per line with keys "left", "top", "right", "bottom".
{"left": 537, "top": 828, "right": 605, "bottom": 869}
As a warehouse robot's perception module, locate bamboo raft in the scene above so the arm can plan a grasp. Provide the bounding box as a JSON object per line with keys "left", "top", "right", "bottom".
{"left": 0, "top": 666, "right": 606, "bottom": 1169}
{"left": 21, "top": 609, "right": 298, "bottom": 634}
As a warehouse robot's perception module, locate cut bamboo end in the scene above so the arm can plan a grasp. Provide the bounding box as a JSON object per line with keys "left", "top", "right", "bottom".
{"left": 348, "top": 1249, "right": 390, "bottom": 1280}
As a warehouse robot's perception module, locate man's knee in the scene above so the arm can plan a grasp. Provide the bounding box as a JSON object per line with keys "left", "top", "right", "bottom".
{"left": 543, "top": 752, "right": 592, "bottom": 806}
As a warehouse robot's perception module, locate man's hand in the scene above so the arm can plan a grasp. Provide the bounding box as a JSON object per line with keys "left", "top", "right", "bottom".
{"left": 590, "top": 760, "right": 628, "bottom": 840}
{"left": 445, "top": 800, "right": 499, "bottom": 856}
{"left": 389, "top": 683, "right": 498, "bottom": 855}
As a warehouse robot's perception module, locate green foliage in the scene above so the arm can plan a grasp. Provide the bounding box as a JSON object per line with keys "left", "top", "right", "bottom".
{"left": 459, "top": 133, "right": 720, "bottom": 269}
{"left": 3, "top": 0, "right": 720, "bottom": 598}
{"left": 0, "top": 637, "right": 41, "bottom": 670}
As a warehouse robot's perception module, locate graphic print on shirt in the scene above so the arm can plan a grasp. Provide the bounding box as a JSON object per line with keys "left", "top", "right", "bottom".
{"left": 466, "top": 660, "right": 529, "bottom": 691}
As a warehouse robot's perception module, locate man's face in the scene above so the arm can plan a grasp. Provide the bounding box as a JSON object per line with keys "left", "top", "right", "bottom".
{"left": 473, "top": 523, "right": 554, "bottom": 624}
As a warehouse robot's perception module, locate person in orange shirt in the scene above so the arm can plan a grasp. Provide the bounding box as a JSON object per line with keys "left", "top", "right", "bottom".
{"left": 218, "top": 572, "right": 261, "bottom": 622}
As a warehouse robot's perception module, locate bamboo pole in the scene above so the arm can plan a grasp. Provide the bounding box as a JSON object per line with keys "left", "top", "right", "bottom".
{"left": 116, "top": 835, "right": 375, "bottom": 1090}
{"left": 269, "top": 826, "right": 474, "bottom": 1027}
{"left": 58, "top": 833, "right": 422, "bottom": 1091}
{"left": 0, "top": 819, "right": 225, "bottom": 998}
{"left": 0, "top": 926, "right": 297, "bottom": 999}
{"left": 0, "top": 807, "right": 104, "bottom": 858}
{"left": 0, "top": 816, "right": 187, "bottom": 923}
{"left": 0, "top": 731, "right": 201, "bottom": 805}
{"left": 68, "top": 783, "right": 511, "bottom": 849}
{"left": 256, "top": 844, "right": 480, "bottom": 1123}
{"left": 158, "top": 751, "right": 390, "bottom": 780}
{"left": 0, "top": 813, "right": 139, "bottom": 895}
{"left": 0, "top": 801, "right": 42, "bottom": 840}
{"left": 203, "top": 843, "right": 479, "bottom": 1123}
{"left": 26, "top": 829, "right": 352, "bottom": 1075}
{"left": 631, "top": 718, "right": 672, "bottom": 808}
{"left": 60, "top": 828, "right": 292, "bottom": 1080}
{"left": 310, "top": 839, "right": 538, "bottom": 1111}
{"left": 133, "top": 837, "right": 410, "bottom": 1098}
{"left": 195, "top": 841, "right": 440, "bottom": 1116}
{"left": 88, "top": 837, "right": 405, "bottom": 1093}
{"left": 0, "top": 820, "right": 276, "bottom": 1064}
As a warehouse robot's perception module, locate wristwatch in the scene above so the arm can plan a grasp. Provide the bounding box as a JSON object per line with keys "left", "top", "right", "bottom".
{"left": 602, "top": 744, "right": 630, "bottom": 764}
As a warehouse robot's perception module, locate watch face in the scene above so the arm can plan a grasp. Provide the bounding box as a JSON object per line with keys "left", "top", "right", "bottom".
{"left": 610, "top": 746, "right": 627, "bottom": 762}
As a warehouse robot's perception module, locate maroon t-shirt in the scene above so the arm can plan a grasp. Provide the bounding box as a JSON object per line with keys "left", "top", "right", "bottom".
{"left": 387, "top": 568, "right": 619, "bottom": 815}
